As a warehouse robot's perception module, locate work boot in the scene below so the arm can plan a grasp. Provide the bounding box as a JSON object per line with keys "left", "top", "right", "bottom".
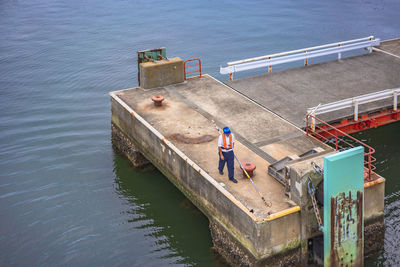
{"left": 230, "top": 178, "right": 238, "bottom": 183}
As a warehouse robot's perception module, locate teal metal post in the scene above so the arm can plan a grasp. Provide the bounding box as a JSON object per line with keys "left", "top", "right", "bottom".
{"left": 323, "top": 147, "right": 364, "bottom": 266}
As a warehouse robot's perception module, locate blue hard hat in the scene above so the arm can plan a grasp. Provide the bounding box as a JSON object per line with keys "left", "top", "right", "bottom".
{"left": 223, "top": 127, "right": 231, "bottom": 134}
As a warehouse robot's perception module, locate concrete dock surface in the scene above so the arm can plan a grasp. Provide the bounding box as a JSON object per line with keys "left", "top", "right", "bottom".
{"left": 376, "top": 38, "right": 400, "bottom": 57}
{"left": 226, "top": 38, "right": 400, "bottom": 127}
{"left": 115, "top": 75, "right": 330, "bottom": 220}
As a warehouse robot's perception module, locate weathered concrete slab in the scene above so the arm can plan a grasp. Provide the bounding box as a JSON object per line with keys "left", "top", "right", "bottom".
{"left": 377, "top": 38, "right": 400, "bottom": 57}
{"left": 166, "top": 75, "right": 328, "bottom": 163}
{"left": 226, "top": 41, "right": 400, "bottom": 127}
{"left": 118, "top": 76, "right": 310, "bottom": 221}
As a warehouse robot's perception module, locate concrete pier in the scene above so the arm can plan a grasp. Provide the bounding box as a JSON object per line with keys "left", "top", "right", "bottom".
{"left": 109, "top": 39, "right": 400, "bottom": 266}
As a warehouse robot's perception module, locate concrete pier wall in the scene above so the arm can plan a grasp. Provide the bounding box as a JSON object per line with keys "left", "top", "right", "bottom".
{"left": 110, "top": 93, "right": 304, "bottom": 265}
{"left": 364, "top": 178, "right": 385, "bottom": 254}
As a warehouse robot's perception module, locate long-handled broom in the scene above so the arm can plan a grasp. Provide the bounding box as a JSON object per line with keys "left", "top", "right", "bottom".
{"left": 211, "top": 120, "right": 271, "bottom": 208}
{"left": 233, "top": 153, "right": 271, "bottom": 207}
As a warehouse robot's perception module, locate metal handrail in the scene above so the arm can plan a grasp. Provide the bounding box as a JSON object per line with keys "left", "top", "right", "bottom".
{"left": 307, "top": 88, "right": 399, "bottom": 121}
{"left": 306, "top": 114, "right": 376, "bottom": 181}
{"left": 220, "top": 36, "right": 380, "bottom": 79}
{"left": 184, "top": 58, "right": 202, "bottom": 80}
{"left": 228, "top": 36, "right": 374, "bottom": 66}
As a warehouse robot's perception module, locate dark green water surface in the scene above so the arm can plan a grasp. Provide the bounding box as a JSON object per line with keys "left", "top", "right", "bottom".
{"left": 1, "top": 0, "right": 399, "bottom": 265}
{"left": 355, "top": 123, "right": 400, "bottom": 266}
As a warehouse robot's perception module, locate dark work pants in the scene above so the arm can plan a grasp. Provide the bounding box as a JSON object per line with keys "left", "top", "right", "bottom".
{"left": 218, "top": 150, "right": 234, "bottom": 180}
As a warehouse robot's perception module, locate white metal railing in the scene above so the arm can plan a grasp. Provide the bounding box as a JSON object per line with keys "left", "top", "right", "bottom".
{"left": 307, "top": 88, "right": 399, "bottom": 122}
{"left": 220, "top": 36, "right": 380, "bottom": 79}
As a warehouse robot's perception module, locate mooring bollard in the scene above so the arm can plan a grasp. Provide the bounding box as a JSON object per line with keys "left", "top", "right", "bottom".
{"left": 151, "top": 95, "right": 164, "bottom": 107}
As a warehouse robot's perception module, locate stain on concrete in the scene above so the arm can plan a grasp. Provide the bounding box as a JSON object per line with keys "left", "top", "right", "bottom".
{"left": 143, "top": 101, "right": 170, "bottom": 111}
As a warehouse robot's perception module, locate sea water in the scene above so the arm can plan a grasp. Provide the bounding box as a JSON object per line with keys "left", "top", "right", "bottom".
{"left": 1, "top": 0, "right": 399, "bottom": 265}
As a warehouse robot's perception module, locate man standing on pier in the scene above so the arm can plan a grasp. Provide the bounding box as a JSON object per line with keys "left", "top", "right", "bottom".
{"left": 218, "top": 127, "right": 238, "bottom": 183}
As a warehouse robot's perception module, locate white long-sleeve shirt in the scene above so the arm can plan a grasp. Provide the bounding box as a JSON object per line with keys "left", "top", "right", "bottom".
{"left": 218, "top": 133, "right": 235, "bottom": 152}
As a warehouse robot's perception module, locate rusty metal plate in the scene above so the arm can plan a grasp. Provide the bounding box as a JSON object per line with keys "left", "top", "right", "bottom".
{"left": 323, "top": 146, "right": 364, "bottom": 266}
